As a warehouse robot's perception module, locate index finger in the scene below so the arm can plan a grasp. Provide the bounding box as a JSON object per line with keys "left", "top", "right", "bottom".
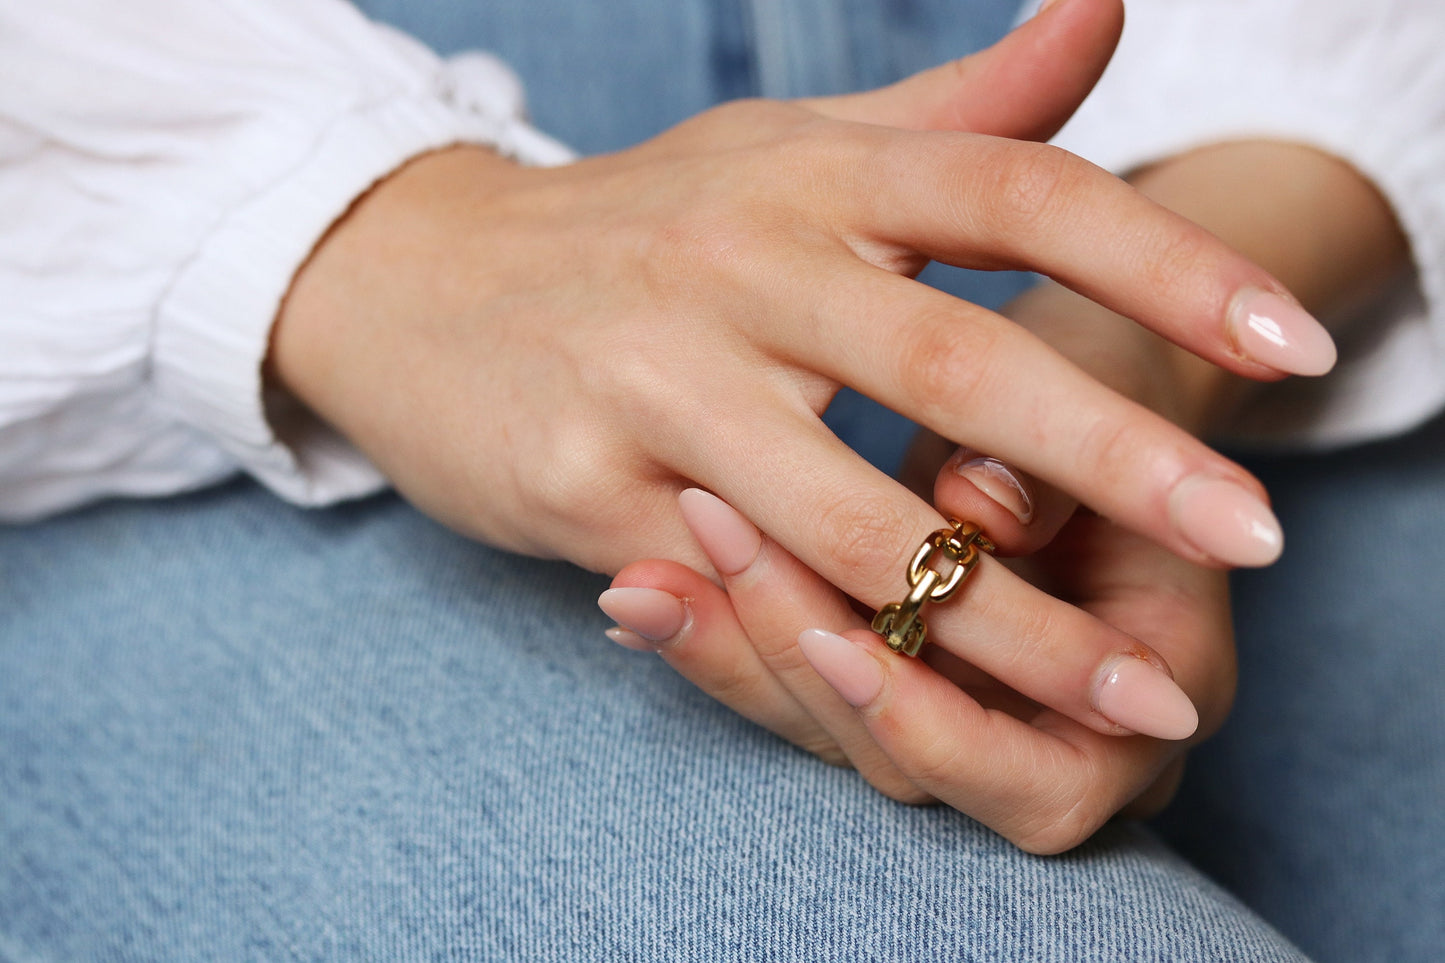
{"left": 846, "top": 131, "right": 1337, "bottom": 380}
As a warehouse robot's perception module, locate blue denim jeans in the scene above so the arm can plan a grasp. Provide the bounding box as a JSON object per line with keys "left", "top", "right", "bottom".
{"left": 2, "top": 479, "right": 1317, "bottom": 961}
{"left": 4, "top": 1, "right": 1439, "bottom": 959}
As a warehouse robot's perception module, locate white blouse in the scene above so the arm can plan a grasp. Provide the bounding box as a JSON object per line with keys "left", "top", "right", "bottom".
{"left": 0, "top": 0, "right": 568, "bottom": 521}
{"left": 1, "top": 0, "right": 1441, "bottom": 521}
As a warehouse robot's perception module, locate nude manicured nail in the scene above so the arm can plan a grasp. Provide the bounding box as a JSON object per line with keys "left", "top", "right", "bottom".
{"left": 1228, "top": 289, "right": 1337, "bottom": 376}
{"left": 1094, "top": 656, "right": 1199, "bottom": 741}
{"left": 1169, "top": 474, "right": 1284, "bottom": 567}
{"left": 951, "top": 452, "right": 1035, "bottom": 524}
{"left": 605, "top": 626, "right": 656, "bottom": 652}
{"left": 678, "top": 488, "right": 763, "bottom": 576}
{"left": 598, "top": 587, "right": 690, "bottom": 645}
{"left": 797, "top": 629, "right": 885, "bottom": 709}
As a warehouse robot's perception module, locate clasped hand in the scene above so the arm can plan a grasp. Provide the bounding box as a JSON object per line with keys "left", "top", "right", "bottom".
{"left": 270, "top": 0, "right": 1329, "bottom": 852}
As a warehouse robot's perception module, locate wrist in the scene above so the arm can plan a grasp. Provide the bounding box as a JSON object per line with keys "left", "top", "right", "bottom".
{"left": 267, "top": 146, "right": 524, "bottom": 451}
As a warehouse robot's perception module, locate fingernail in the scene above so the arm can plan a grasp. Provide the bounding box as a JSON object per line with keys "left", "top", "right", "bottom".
{"left": 1037, "top": 0, "right": 1067, "bottom": 13}
{"left": 950, "top": 451, "right": 1035, "bottom": 524}
{"left": 1094, "top": 656, "right": 1199, "bottom": 741}
{"left": 598, "top": 587, "right": 690, "bottom": 645}
{"left": 1169, "top": 474, "right": 1283, "bottom": 567}
{"left": 678, "top": 488, "right": 763, "bottom": 576}
{"left": 1228, "top": 288, "right": 1337, "bottom": 376}
{"left": 605, "top": 626, "right": 657, "bottom": 652}
{"left": 797, "top": 628, "right": 885, "bottom": 709}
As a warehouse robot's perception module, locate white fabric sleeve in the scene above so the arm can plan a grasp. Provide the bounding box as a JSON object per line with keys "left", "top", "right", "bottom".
{"left": 1042, "top": 0, "right": 1445, "bottom": 449}
{"left": 0, "top": 0, "right": 572, "bottom": 521}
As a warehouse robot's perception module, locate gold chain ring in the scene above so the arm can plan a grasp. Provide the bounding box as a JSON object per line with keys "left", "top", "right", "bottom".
{"left": 871, "top": 519, "right": 994, "bottom": 657}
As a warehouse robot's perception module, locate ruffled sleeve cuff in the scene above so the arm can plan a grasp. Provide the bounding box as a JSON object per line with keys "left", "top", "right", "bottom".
{"left": 153, "top": 50, "right": 573, "bottom": 505}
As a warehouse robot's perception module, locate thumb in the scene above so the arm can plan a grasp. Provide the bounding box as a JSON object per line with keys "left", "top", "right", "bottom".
{"left": 805, "top": 0, "right": 1123, "bottom": 140}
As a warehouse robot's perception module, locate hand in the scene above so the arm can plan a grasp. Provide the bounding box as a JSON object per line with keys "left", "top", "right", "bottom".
{"left": 607, "top": 487, "right": 1231, "bottom": 854}
{"left": 602, "top": 137, "right": 1409, "bottom": 852}
{"left": 598, "top": 283, "right": 1249, "bottom": 845}
{"left": 271, "top": 0, "right": 1323, "bottom": 591}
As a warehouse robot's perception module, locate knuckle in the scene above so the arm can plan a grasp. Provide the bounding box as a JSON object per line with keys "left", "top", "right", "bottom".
{"left": 1010, "top": 768, "right": 1110, "bottom": 855}
{"left": 1137, "top": 222, "right": 1215, "bottom": 300}
{"left": 973, "top": 142, "right": 1079, "bottom": 239}
{"left": 906, "top": 728, "right": 973, "bottom": 788}
{"left": 974, "top": 593, "right": 1065, "bottom": 683}
{"left": 523, "top": 446, "right": 625, "bottom": 535}
{"left": 814, "top": 488, "right": 916, "bottom": 585}
{"left": 1074, "top": 411, "right": 1147, "bottom": 490}
{"left": 891, "top": 309, "right": 1003, "bottom": 425}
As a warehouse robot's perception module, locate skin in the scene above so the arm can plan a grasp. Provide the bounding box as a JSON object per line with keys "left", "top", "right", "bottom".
{"left": 271, "top": 0, "right": 1298, "bottom": 590}
{"left": 613, "top": 140, "right": 1409, "bottom": 853}
{"left": 267, "top": 0, "right": 1393, "bottom": 849}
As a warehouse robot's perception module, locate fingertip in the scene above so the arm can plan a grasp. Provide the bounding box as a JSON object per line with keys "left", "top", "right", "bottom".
{"left": 598, "top": 586, "right": 692, "bottom": 645}
{"left": 1093, "top": 655, "right": 1200, "bottom": 742}
{"left": 933, "top": 447, "right": 1075, "bottom": 555}
{"left": 678, "top": 488, "right": 764, "bottom": 576}
{"left": 946, "top": 449, "right": 1035, "bottom": 524}
{"left": 797, "top": 628, "right": 887, "bottom": 710}
{"left": 1168, "top": 474, "right": 1284, "bottom": 568}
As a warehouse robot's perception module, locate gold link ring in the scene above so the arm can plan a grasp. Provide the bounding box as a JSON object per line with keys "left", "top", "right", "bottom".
{"left": 871, "top": 519, "right": 994, "bottom": 657}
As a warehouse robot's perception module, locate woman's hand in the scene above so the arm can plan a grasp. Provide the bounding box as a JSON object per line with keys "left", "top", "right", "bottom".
{"left": 601, "top": 137, "right": 1408, "bottom": 851}
{"left": 269, "top": 0, "right": 1322, "bottom": 591}
{"left": 607, "top": 488, "right": 1231, "bottom": 854}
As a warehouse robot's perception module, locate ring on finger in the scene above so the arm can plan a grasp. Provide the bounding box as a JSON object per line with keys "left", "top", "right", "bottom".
{"left": 871, "top": 519, "right": 994, "bottom": 657}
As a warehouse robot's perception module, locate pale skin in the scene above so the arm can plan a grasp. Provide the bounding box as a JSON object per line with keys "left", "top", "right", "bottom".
{"left": 266, "top": 0, "right": 1383, "bottom": 850}
{"left": 612, "top": 140, "right": 1409, "bottom": 853}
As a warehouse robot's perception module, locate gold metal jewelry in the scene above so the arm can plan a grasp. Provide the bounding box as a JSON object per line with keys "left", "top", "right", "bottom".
{"left": 871, "top": 519, "right": 994, "bottom": 657}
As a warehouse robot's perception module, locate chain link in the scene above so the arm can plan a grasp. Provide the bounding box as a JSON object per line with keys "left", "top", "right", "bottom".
{"left": 871, "top": 519, "right": 994, "bottom": 657}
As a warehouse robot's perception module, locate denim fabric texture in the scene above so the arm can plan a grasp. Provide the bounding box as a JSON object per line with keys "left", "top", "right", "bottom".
{"left": 5, "top": 0, "right": 1433, "bottom": 959}
{"left": 4, "top": 481, "right": 1310, "bottom": 961}
{"left": 1161, "top": 417, "right": 1445, "bottom": 963}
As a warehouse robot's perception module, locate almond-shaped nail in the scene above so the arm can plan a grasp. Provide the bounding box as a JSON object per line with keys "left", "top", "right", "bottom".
{"left": 797, "top": 629, "right": 885, "bottom": 709}
{"left": 605, "top": 627, "right": 656, "bottom": 652}
{"left": 678, "top": 488, "right": 763, "bottom": 576}
{"left": 598, "top": 587, "right": 690, "bottom": 645}
{"left": 1094, "top": 656, "right": 1199, "bottom": 741}
{"left": 1169, "top": 474, "right": 1283, "bottom": 567}
{"left": 1228, "top": 289, "right": 1337, "bottom": 376}
{"left": 951, "top": 453, "right": 1035, "bottom": 524}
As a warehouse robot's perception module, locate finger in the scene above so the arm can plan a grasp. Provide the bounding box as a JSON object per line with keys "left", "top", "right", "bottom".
{"left": 681, "top": 433, "right": 1197, "bottom": 741}
{"left": 804, "top": 0, "right": 1123, "bottom": 141}
{"left": 764, "top": 269, "right": 1285, "bottom": 571}
{"left": 604, "top": 562, "right": 844, "bottom": 762}
{"left": 896, "top": 433, "right": 1081, "bottom": 558}
{"left": 932, "top": 446, "right": 1081, "bottom": 556}
{"left": 841, "top": 133, "right": 1336, "bottom": 380}
{"left": 676, "top": 488, "right": 931, "bottom": 803}
{"left": 797, "top": 626, "right": 1184, "bottom": 854}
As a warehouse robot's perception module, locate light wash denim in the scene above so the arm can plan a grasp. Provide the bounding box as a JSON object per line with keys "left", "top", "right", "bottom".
{"left": 1159, "top": 417, "right": 1445, "bottom": 963}
{"left": 2, "top": 0, "right": 1436, "bottom": 959}
{"left": 3, "top": 480, "right": 1312, "bottom": 961}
